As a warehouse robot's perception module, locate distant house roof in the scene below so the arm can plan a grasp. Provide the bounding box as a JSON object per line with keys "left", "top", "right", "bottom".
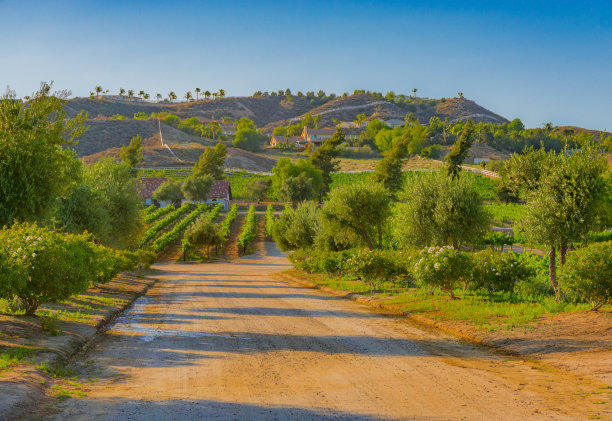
{"left": 138, "top": 178, "right": 168, "bottom": 199}
{"left": 305, "top": 128, "right": 335, "bottom": 136}
{"left": 197, "top": 117, "right": 216, "bottom": 124}
{"left": 208, "top": 180, "right": 232, "bottom": 200}
{"left": 288, "top": 136, "right": 302, "bottom": 143}
{"left": 272, "top": 135, "right": 287, "bottom": 143}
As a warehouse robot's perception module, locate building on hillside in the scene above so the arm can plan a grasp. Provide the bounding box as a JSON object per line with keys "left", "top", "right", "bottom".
{"left": 341, "top": 127, "right": 364, "bottom": 140}
{"left": 206, "top": 180, "right": 232, "bottom": 210}
{"left": 197, "top": 117, "right": 217, "bottom": 124}
{"left": 270, "top": 135, "right": 303, "bottom": 148}
{"left": 138, "top": 178, "right": 170, "bottom": 207}
{"left": 385, "top": 118, "right": 405, "bottom": 128}
{"left": 221, "top": 124, "right": 237, "bottom": 136}
{"left": 301, "top": 127, "right": 335, "bottom": 147}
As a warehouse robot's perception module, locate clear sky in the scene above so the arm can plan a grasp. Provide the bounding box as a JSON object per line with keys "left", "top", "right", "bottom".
{"left": 1, "top": 0, "right": 611, "bottom": 130}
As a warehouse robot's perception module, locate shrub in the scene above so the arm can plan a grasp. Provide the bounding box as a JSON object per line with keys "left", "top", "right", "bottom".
{"left": 471, "top": 249, "right": 533, "bottom": 296}
{"left": 289, "top": 249, "right": 351, "bottom": 276}
{"left": 559, "top": 241, "right": 612, "bottom": 310}
{"left": 344, "top": 249, "right": 409, "bottom": 287}
{"left": 412, "top": 246, "right": 472, "bottom": 297}
{"left": 0, "top": 222, "right": 126, "bottom": 314}
{"left": 133, "top": 112, "right": 149, "bottom": 119}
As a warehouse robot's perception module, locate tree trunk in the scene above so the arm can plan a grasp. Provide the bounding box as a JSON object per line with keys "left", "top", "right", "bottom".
{"left": 559, "top": 241, "right": 567, "bottom": 266}
{"left": 548, "top": 245, "right": 559, "bottom": 302}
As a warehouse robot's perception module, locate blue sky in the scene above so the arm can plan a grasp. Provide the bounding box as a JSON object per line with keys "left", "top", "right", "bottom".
{"left": 1, "top": 0, "right": 611, "bottom": 130}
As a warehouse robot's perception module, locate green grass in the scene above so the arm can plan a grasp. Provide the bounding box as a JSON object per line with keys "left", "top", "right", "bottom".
{"left": 0, "top": 346, "right": 35, "bottom": 370}
{"left": 484, "top": 203, "right": 526, "bottom": 224}
{"left": 285, "top": 269, "right": 589, "bottom": 331}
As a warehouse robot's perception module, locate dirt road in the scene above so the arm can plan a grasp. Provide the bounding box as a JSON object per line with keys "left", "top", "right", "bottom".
{"left": 35, "top": 244, "right": 598, "bottom": 420}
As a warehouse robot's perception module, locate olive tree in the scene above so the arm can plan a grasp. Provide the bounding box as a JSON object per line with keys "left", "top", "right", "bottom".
{"left": 319, "top": 182, "right": 391, "bottom": 250}
{"left": 0, "top": 82, "right": 87, "bottom": 226}
{"left": 394, "top": 171, "right": 489, "bottom": 249}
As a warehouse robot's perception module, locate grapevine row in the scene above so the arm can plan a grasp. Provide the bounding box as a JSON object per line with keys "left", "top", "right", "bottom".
{"left": 237, "top": 205, "right": 257, "bottom": 254}
{"left": 144, "top": 204, "right": 157, "bottom": 214}
{"left": 265, "top": 204, "right": 275, "bottom": 239}
{"left": 139, "top": 203, "right": 191, "bottom": 247}
{"left": 144, "top": 204, "right": 175, "bottom": 224}
{"left": 152, "top": 204, "right": 207, "bottom": 253}
{"left": 205, "top": 203, "right": 223, "bottom": 223}
{"left": 219, "top": 204, "right": 238, "bottom": 240}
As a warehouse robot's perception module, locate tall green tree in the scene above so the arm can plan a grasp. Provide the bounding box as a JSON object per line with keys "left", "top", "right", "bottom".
{"left": 308, "top": 128, "right": 345, "bottom": 197}
{"left": 372, "top": 135, "right": 408, "bottom": 196}
{"left": 394, "top": 171, "right": 489, "bottom": 249}
{"left": 272, "top": 158, "right": 323, "bottom": 200}
{"left": 445, "top": 119, "right": 475, "bottom": 179}
{"left": 153, "top": 179, "right": 184, "bottom": 208}
{"left": 119, "top": 134, "right": 144, "bottom": 168}
{"left": 82, "top": 157, "right": 144, "bottom": 248}
{"left": 233, "top": 117, "right": 260, "bottom": 151}
{"left": 517, "top": 146, "right": 608, "bottom": 298}
{"left": 193, "top": 143, "right": 227, "bottom": 179}
{"left": 0, "top": 83, "right": 87, "bottom": 226}
{"left": 319, "top": 182, "right": 391, "bottom": 250}
{"left": 181, "top": 174, "right": 214, "bottom": 202}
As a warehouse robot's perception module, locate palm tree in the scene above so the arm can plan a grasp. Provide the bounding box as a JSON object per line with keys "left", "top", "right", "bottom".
{"left": 143, "top": 93, "right": 150, "bottom": 100}
{"left": 95, "top": 86, "right": 103, "bottom": 97}
{"left": 119, "top": 88, "right": 126, "bottom": 96}
{"left": 458, "top": 92, "right": 464, "bottom": 99}
{"left": 218, "top": 89, "right": 225, "bottom": 98}
{"left": 543, "top": 122, "right": 554, "bottom": 132}
{"left": 184, "top": 91, "right": 193, "bottom": 102}
{"left": 138, "top": 90, "right": 145, "bottom": 98}
{"left": 168, "top": 91, "right": 177, "bottom": 101}
{"left": 195, "top": 88, "right": 201, "bottom": 101}
{"left": 354, "top": 113, "right": 366, "bottom": 128}
{"left": 213, "top": 92, "right": 219, "bottom": 99}
{"left": 412, "top": 88, "right": 418, "bottom": 98}
{"left": 128, "top": 89, "right": 134, "bottom": 97}
{"left": 204, "top": 90, "right": 211, "bottom": 99}
{"left": 156, "top": 93, "right": 162, "bottom": 102}
{"left": 209, "top": 121, "right": 220, "bottom": 140}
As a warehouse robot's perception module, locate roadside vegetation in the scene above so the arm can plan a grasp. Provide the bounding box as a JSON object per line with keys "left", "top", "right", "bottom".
{"left": 270, "top": 124, "right": 611, "bottom": 330}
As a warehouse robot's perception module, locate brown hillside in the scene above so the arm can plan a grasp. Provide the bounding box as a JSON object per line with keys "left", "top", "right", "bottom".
{"left": 434, "top": 98, "right": 508, "bottom": 124}
{"left": 72, "top": 120, "right": 214, "bottom": 156}
{"left": 83, "top": 143, "right": 276, "bottom": 171}
{"left": 65, "top": 96, "right": 323, "bottom": 127}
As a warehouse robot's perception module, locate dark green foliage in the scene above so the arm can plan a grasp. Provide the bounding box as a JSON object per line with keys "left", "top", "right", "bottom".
{"left": 308, "top": 128, "right": 345, "bottom": 196}
{"left": 272, "top": 203, "right": 319, "bottom": 251}
{"left": 181, "top": 175, "right": 214, "bottom": 202}
{"left": 445, "top": 119, "right": 475, "bottom": 179}
{"left": 119, "top": 134, "right": 143, "bottom": 168}
{"left": 320, "top": 182, "right": 391, "bottom": 250}
{"left": 244, "top": 178, "right": 270, "bottom": 203}
{"left": 0, "top": 83, "right": 87, "bottom": 226}
{"left": 395, "top": 172, "right": 489, "bottom": 249}
{"left": 559, "top": 241, "right": 612, "bottom": 310}
{"left": 153, "top": 179, "right": 184, "bottom": 207}
{"left": 193, "top": 143, "right": 227, "bottom": 179}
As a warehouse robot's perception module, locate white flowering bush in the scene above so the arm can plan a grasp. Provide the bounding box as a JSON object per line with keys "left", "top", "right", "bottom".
{"left": 0, "top": 222, "right": 131, "bottom": 314}
{"left": 412, "top": 246, "right": 471, "bottom": 297}
{"left": 471, "top": 249, "right": 533, "bottom": 295}
{"left": 559, "top": 241, "right": 612, "bottom": 310}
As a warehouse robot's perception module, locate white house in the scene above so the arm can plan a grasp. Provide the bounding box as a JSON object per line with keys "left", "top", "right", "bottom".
{"left": 206, "top": 180, "right": 233, "bottom": 210}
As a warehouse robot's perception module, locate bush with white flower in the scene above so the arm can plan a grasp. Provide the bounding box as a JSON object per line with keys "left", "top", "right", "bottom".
{"left": 0, "top": 222, "right": 133, "bottom": 314}
{"left": 471, "top": 249, "right": 533, "bottom": 295}
{"left": 412, "top": 246, "right": 471, "bottom": 297}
